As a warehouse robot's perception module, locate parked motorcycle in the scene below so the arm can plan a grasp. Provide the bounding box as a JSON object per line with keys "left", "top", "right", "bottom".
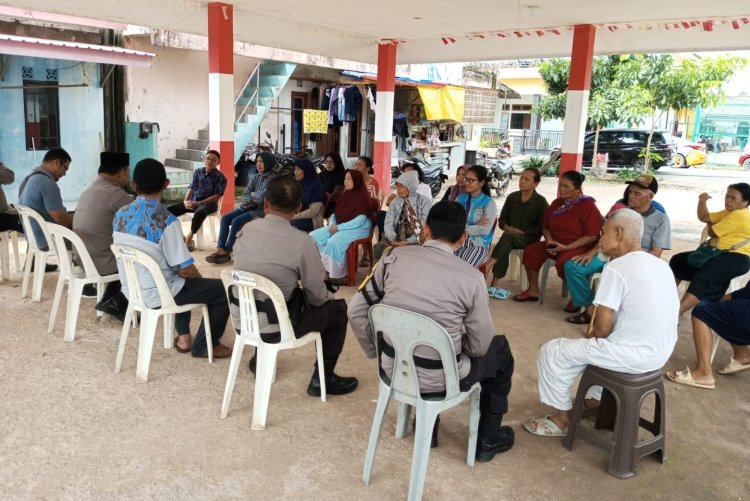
{"left": 486, "top": 158, "right": 513, "bottom": 197}
{"left": 392, "top": 156, "right": 447, "bottom": 198}
{"left": 495, "top": 139, "right": 512, "bottom": 160}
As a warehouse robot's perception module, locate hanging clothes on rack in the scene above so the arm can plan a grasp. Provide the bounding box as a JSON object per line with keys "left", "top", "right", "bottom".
{"left": 343, "top": 86, "right": 362, "bottom": 122}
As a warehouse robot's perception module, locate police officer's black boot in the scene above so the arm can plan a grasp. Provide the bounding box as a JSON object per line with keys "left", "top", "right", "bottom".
{"left": 476, "top": 412, "right": 515, "bottom": 462}
{"left": 307, "top": 357, "right": 358, "bottom": 396}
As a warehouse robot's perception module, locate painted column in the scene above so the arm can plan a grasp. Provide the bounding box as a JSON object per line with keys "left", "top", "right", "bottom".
{"left": 559, "top": 24, "right": 596, "bottom": 175}
{"left": 208, "top": 2, "right": 234, "bottom": 214}
{"left": 373, "top": 42, "right": 397, "bottom": 194}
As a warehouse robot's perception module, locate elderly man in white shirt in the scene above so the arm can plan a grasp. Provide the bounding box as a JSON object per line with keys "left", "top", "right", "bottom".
{"left": 524, "top": 208, "right": 679, "bottom": 437}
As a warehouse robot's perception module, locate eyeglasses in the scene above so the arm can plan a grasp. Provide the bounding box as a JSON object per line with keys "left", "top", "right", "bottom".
{"left": 464, "top": 177, "right": 479, "bottom": 184}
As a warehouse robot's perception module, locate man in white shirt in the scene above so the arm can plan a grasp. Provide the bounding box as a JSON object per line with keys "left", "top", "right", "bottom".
{"left": 523, "top": 209, "right": 679, "bottom": 437}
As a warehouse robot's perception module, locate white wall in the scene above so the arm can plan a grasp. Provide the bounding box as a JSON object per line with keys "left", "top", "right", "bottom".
{"left": 123, "top": 35, "right": 260, "bottom": 160}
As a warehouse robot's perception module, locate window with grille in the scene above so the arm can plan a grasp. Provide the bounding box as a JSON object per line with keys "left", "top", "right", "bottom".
{"left": 23, "top": 81, "right": 60, "bottom": 150}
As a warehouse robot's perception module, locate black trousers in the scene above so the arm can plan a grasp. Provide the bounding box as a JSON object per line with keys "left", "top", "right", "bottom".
{"left": 460, "top": 335, "right": 514, "bottom": 415}
{"left": 670, "top": 251, "right": 750, "bottom": 300}
{"left": 173, "top": 278, "right": 229, "bottom": 356}
{"left": 260, "top": 299, "right": 348, "bottom": 360}
{"left": 168, "top": 201, "right": 218, "bottom": 235}
{"left": 0, "top": 213, "right": 23, "bottom": 233}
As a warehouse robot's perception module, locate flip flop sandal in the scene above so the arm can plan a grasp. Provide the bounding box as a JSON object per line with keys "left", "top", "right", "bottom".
{"left": 566, "top": 312, "right": 592, "bottom": 325}
{"left": 665, "top": 367, "right": 715, "bottom": 389}
{"left": 717, "top": 358, "right": 750, "bottom": 375}
{"left": 523, "top": 416, "right": 567, "bottom": 437}
{"left": 512, "top": 292, "right": 539, "bottom": 302}
{"left": 487, "top": 286, "right": 497, "bottom": 297}
{"left": 174, "top": 338, "right": 191, "bottom": 354}
{"left": 492, "top": 288, "right": 511, "bottom": 300}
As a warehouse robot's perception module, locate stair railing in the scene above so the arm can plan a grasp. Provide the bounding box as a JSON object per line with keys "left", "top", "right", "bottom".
{"left": 234, "top": 61, "right": 261, "bottom": 127}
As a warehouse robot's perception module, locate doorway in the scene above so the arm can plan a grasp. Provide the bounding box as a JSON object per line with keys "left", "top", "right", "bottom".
{"left": 291, "top": 92, "right": 308, "bottom": 154}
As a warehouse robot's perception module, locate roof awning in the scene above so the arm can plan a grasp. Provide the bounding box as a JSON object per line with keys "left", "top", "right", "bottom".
{"left": 0, "top": 34, "right": 155, "bottom": 67}
{"left": 340, "top": 70, "right": 521, "bottom": 98}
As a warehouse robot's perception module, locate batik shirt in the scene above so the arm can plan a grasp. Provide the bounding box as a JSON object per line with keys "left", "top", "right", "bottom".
{"left": 189, "top": 167, "right": 227, "bottom": 202}
{"left": 113, "top": 197, "right": 193, "bottom": 308}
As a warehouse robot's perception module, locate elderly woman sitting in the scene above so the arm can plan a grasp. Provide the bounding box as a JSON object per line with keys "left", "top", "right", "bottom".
{"left": 513, "top": 171, "right": 602, "bottom": 302}
{"left": 373, "top": 170, "right": 432, "bottom": 260}
{"left": 669, "top": 183, "right": 750, "bottom": 315}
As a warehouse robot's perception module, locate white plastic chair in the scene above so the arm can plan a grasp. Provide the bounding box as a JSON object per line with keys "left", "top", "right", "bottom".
{"left": 539, "top": 257, "right": 568, "bottom": 305}
{"left": 0, "top": 229, "right": 21, "bottom": 281}
{"left": 363, "top": 304, "right": 481, "bottom": 501}
{"left": 15, "top": 204, "right": 55, "bottom": 302}
{"left": 46, "top": 224, "right": 120, "bottom": 341}
{"left": 111, "top": 243, "right": 213, "bottom": 383}
{"left": 179, "top": 204, "right": 220, "bottom": 250}
{"left": 219, "top": 269, "right": 326, "bottom": 431}
{"left": 508, "top": 248, "right": 528, "bottom": 290}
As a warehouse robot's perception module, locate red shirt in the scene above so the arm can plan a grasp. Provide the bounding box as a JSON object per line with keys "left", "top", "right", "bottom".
{"left": 543, "top": 197, "right": 602, "bottom": 245}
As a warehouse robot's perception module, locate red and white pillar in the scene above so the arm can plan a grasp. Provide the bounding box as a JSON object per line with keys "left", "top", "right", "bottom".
{"left": 559, "top": 24, "right": 596, "bottom": 176}
{"left": 373, "top": 42, "right": 397, "bottom": 195}
{"left": 208, "top": 2, "right": 234, "bottom": 214}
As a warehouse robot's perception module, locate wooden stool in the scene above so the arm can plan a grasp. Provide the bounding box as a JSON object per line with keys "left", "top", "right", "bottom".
{"left": 562, "top": 366, "right": 666, "bottom": 479}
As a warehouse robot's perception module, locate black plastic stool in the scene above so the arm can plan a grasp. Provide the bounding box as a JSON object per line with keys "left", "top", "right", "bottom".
{"left": 562, "top": 366, "right": 666, "bottom": 479}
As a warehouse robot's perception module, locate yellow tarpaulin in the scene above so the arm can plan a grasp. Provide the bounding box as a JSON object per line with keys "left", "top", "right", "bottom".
{"left": 417, "top": 85, "right": 465, "bottom": 122}
{"left": 303, "top": 109, "right": 328, "bottom": 134}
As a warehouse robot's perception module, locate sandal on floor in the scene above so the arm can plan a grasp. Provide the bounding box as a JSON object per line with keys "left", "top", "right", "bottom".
{"left": 717, "top": 358, "right": 750, "bottom": 375}
{"left": 665, "top": 367, "right": 715, "bottom": 389}
{"left": 488, "top": 286, "right": 497, "bottom": 297}
{"left": 491, "top": 288, "right": 511, "bottom": 300}
{"left": 174, "top": 338, "right": 191, "bottom": 354}
{"left": 564, "top": 300, "right": 579, "bottom": 313}
{"left": 523, "top": 416, "right": 567, "bottom": 437}
{"left": 566, "top": 311, "right": 592, "bottom": 325}
{"left": 512, "top": 291, "right": 539, "bottom": 303}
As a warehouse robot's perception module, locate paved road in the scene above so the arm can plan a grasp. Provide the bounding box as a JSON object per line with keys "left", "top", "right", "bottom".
{"left": 658, "top": 166, "right": 750, "bottom": 179}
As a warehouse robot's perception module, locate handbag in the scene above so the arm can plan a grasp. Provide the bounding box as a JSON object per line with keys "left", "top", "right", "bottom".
{"left": 240, "top": 200, "right": 258, "bottom": 211}
{"left": 687, "top": 236, "right": 750, "bottom": 268}
{"left": 686, "top": 241, "right": 723, "bottom": 267}
{"left": 286, "top": 286, "right": 308, "bottom": 327}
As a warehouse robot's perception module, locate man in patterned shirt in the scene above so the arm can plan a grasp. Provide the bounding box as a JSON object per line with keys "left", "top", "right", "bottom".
{"left": 167, "top": 149, "right": 227, "bottom": 251}
{"left": 113, "top": 158, "right": 232, "bottom": 358}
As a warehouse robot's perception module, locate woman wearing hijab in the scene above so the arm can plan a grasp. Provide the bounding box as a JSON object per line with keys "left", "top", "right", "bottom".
{"left": 319, "top": 151, "right": 346, "bottom": 218}
{"left": 291, "top": 158, "right": 326, "bottom": 232}
{"left": 373, "top": 170, "right": 431, "bottom": 260}
{"left": 441, "top": 164, "right": 468, "bottom": 202}
{"left": 310, "top": 169, "right": 376, "bottom": 284}
{"left": 206, "top": 152, "right": 276, "bottom": 264}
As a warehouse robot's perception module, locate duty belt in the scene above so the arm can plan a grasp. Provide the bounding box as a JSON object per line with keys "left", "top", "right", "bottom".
{"left": 376, "top": 330, "right": 460, "bottom": 370}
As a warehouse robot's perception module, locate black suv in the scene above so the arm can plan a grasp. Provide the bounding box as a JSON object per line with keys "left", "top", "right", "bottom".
{"left": 582, "top": 129, "right": 673, "bottom": 169}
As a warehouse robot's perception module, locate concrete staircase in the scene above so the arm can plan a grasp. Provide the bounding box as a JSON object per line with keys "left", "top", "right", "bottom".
{"left": 163, "top": 60, "right": 296, "bottom": 202}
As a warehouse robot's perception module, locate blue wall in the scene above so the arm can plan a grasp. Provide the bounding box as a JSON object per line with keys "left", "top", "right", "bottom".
{"left": 0, "top": 55, "right": 104, "bottom": 209}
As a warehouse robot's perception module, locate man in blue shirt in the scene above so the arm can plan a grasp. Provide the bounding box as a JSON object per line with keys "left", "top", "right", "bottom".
{"left": 113, "top": 158, "right": 232, "bottom": 358}
{"left": 18, "top": 148, "right": 73, "bottom": 251}
{"left": 167, "top": 149, "right": 227, "bottom": 251}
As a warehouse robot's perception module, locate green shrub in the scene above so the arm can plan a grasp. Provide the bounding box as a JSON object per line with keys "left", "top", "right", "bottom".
{"left": 518, "top": 155, "right": 546, "bottom": 169}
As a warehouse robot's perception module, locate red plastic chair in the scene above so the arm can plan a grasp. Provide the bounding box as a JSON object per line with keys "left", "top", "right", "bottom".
{"left": 346, "top": 225, "right": 375, "bottom": 286}
{"left": 346, "top": 201, "right": 379, "bottom": 286}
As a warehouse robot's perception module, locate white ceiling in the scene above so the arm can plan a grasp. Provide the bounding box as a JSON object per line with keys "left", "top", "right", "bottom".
{"left": 2, "top": 0, "right": 750, "bottom": 63}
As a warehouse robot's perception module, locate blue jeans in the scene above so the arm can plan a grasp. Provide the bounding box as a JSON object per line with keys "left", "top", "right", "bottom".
{"left": 217, "top": 208, "right": 260, "bottom": 252}
{"left": 564, "top": 253, "right": 606, "bottom": 308}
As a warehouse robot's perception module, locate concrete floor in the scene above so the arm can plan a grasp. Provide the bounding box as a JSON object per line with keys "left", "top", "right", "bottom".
{"left": 1, "top": 178, "right": 749, "bottom": 500}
